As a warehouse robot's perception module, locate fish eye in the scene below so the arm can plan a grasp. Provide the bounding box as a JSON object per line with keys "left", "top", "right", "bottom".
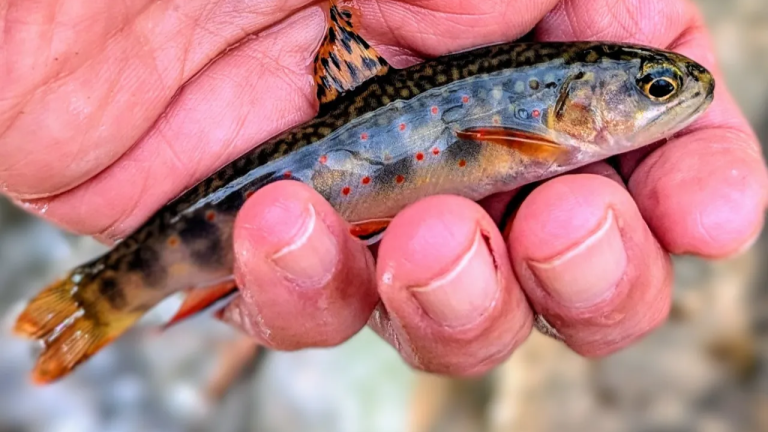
{"left": 645, "top": 77, "right": 677, "bottom": 100}
{"left": 636, "top": 66, "right": 681, "bottom": 102}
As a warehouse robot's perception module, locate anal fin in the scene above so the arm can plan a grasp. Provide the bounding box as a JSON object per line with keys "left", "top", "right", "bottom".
{"left": 314, "top": 0, "right": 390, "bottom": 106}
{"left": 456, "top": 126, "right": 572, "bottom": 164}
{"left": 350, "top": 218, "right": 391, "bottom": 245}
{"left": 162, "top": 280, "right": 239, "bottom": 331}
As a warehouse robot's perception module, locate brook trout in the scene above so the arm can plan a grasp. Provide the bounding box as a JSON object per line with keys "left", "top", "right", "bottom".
{"left": 14, "top": 1, "right": 715, "bottom": 384}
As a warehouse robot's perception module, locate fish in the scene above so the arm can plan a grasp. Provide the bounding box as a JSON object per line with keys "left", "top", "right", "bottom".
{"left": 12, "top": 0, "right": 715, "bottom": 385}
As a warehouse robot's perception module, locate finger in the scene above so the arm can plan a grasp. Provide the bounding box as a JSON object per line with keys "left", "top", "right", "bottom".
{"left": 509, "top": 174, "right": 672, "bottom": 356}
{"left": 26, "top": 0, "right": 563, "bottom": 241}
{"left": 535, "top": 0, "right": 768, "bottom": 257}
{"left": 0, "top": 0, "right": 316, "bottom": 199}
{"left": 218, "top": 180, "right": 378, "bottom": 350}
{"left": 371, "top": 195, "right": 533, "bottom": 376}
{"left": 358, "top": 0, "right": 559, "bottom": 64}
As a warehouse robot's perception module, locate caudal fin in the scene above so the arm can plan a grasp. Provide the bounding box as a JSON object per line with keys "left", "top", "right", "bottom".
{"left": 14, "top": 276, "right": 141, "bottom": 385}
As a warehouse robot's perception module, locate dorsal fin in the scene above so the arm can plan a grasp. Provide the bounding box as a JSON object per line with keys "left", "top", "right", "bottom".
{"left": 313, "top": 0, "right": 390, "bottom": 107}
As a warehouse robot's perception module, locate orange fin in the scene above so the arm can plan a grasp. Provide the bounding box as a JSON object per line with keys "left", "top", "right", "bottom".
{"left": 162, "top": 280, "right": 239, "bottom": 331}
{"left": 350, "top": 218, "right": 391, "bottom": 244}
{"left": 314, "top": 0, "right": 389, "bottom": 107}
{"left": 13, "top": 275, "right": 141, "bottom": 385}
{"left": 13, "top": 277, "right": 81, "bottom": 339}
{"left": 456, "top": 127, "right": 571, "bottom": 163}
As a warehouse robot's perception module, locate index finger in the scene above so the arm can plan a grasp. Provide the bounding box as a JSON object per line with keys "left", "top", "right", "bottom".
{"left": 536, "top": 0, "right": 768, "bottom": 257}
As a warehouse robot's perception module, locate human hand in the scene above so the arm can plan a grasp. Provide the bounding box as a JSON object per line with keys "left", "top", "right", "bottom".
{"left": 2, "top": 0, "right": 765, "bottom": 376}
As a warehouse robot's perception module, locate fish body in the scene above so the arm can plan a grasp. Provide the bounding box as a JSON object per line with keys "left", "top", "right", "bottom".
{"left": 14, "top": 2, "right": 715, "bottom": 384}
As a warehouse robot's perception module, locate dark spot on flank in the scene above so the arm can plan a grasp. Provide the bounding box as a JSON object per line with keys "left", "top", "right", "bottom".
{"left": 328, "top": 27, "right": 336, "bottom": 43}
{"left": 178, "top": 215, "right": 224, "bottom": 268}
{"left": 127, "top": 246, "right": 166, "bottom": 287}
{"left": 374, "top": 155, "right": 414, "bottom": 188}
{"left": 545, "top": 82, "right": 557, "bottom": 89}
{"left": 98, "top": 277, "right": 127, "bottom": 310}
{"left": 445, "top": 133, "right": 482, "bottom": 165}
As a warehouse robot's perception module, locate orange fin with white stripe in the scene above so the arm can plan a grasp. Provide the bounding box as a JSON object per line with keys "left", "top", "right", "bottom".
{"left": 161, "top": 280, "right": 239, "bottom": 331}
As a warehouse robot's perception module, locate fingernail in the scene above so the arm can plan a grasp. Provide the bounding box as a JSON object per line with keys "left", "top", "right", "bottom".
{"left": 270, "top": 204, "right": 338, "bottom": 286}
{"left": 529, "top": 209, "right": 626, "bottom": 307}
{"left": 410, "top": 230, "right": 499, "bottom": 328}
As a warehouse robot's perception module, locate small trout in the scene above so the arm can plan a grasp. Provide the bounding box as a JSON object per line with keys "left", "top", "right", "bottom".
{"left": 14, "top": 1, "right": 715, "bottom": 384}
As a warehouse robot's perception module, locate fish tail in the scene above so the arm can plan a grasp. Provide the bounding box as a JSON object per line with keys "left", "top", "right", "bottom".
{"left": 13, "top": 275, "right": 142, "bottom": 385}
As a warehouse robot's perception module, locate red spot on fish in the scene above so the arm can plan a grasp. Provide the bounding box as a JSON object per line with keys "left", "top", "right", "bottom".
{"left": 319, "top": 155, "right": 328, "bottom": 164}
{"left": 167, "top": 236, "right": 180, "bottom": 248}
{"left": 205, "top": 211, "right": 216, "bottom": 222}
{"left": 415, "top": 152, "right": 424, "bottom": 161}
{"left": 245, "top": 190, "right": 255, "bottom": 199}
{"left": 342, "top": 186, "right": 351, "bottom": 196}
{"left": 283, "top": 171, "right": 292, "bottom": 179}
{"left": 361, "top": 132, "right": 369, "bottom": 140}
{"left": 431, "top": 106, "right": 439, "bottom": 115}
{"left": 361, "top": 176, "right": 371, "bottom": 185}
{"left": 399, "top": 123, "right": 406, "bottom": 131}
{"left": 532, "top": 109, "right": 541, "bottom": 118}
{"left": 462, "top": 95, "right": 470, "bottom": 103}
{"left": 458, "top": 159, "right": 467, "bottom": 167}
{"left": 395, "top": 175, "right": 405, "bottom": 184}
{"left": 493, "top": 117, "right": 500, "bottom": 125}
{"left": 432, "top": 147, "right": 440, "bottom": 155}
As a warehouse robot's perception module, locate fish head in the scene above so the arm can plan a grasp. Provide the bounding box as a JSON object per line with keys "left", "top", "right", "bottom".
{"left": 546, "top": 44, "right": 715, "bottom": 158}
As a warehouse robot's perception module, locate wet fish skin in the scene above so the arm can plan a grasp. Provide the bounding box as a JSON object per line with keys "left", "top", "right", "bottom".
{"left": 13, "top": 7, "right": 714, "bottom": 384}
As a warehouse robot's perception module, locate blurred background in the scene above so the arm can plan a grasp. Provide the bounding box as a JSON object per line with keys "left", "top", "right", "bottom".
{"left": 1, "top": 0, "right": 767, "bottom": 431}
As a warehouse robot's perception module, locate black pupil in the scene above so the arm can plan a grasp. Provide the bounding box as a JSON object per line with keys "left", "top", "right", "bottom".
{"left": 649, "top": 78, "right": 675, "bottom": 99}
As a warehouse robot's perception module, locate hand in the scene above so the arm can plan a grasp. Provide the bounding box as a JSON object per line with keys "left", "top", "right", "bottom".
{"left": 2, "top": 0, "right": 765, "bottom": 376}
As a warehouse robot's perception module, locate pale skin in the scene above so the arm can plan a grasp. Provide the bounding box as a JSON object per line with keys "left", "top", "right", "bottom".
{"left": 2, "top": 0, "right": 767, "bottom": 376}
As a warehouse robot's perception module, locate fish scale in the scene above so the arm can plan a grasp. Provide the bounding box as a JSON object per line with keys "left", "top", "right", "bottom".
{"left": 13, "top": 0, "right": 715, "bottom": 384}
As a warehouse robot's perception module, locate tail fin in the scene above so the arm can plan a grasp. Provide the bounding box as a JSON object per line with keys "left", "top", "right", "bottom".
{"left": 13, "top": 276, "right": 141, "bottom": 385}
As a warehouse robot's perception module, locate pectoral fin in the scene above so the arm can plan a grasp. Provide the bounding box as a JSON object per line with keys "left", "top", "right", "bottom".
{"left": 456, "top": 127, "right": 571, "bottom": 163}
{"left": 314, "top": 0, "right": 390, "bottom": 108}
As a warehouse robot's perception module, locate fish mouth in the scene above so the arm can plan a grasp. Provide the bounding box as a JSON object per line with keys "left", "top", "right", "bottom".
{"left": 625, "top": 88, "right": 711, "bottom": 151}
